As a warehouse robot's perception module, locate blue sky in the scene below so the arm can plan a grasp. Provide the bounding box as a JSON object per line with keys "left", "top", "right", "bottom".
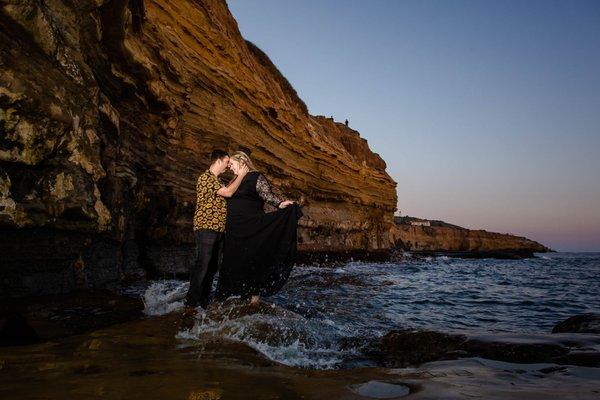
{"left": 227, "top": 0, "right": 600, "bottom": 251}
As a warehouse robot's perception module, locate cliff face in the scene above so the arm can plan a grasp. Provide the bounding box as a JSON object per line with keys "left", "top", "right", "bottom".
{"left": 0, "top": 0, "right": 397, "bottom": 297}
{"left": 393, "top": 224, "right": 550, "bottom": 255}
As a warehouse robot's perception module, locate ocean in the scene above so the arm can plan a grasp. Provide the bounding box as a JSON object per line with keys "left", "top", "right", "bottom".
{"left": 3, "top": 253, "right": 599, "bottom": 399}
{"left": 141, "top": 252, "right": 600, "bottom": 369}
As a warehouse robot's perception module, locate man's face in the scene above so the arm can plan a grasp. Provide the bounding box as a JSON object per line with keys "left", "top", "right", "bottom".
{"left": 218, "top": 156, "right": 230, "bottom": 174}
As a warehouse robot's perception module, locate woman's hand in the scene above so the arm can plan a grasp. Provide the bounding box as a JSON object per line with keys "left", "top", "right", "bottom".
{"left": 237, "top": 164, "right": 249, "bottom": 177}
{"left": 278, "top": 200, "right": 295, "bottom": 208}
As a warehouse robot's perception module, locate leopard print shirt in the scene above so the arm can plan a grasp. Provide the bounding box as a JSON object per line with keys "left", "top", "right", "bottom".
{"left": 193, "top": 170, "right": 226, "bottom": 232}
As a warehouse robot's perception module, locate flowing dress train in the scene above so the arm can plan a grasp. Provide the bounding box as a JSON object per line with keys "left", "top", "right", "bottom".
{"left": 215, "top": 171, "right": 302, "bottom": 299}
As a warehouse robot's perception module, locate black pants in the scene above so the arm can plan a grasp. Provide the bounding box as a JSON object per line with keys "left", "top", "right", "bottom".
{"left": 185, "top": 229, "right": 223, "bottom": 308}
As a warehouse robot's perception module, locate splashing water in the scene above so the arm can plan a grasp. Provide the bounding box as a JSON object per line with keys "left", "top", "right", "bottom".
{"left": 143, "top": 280, "right": 188, "bottom": 316}
{"left": 176, "top": 301, "right": 349, "bottom": 369}
{"left": 139, "top": 252, "right": 600, "bottom": 369}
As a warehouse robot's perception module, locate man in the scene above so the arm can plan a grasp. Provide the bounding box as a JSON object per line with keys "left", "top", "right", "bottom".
{"left": 185, "top": 149, "right": 248, "bottom": 309}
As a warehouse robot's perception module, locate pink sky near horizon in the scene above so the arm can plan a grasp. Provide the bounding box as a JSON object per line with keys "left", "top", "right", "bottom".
{"left": 399, "top": 188, "right": 600, "bottom": 252}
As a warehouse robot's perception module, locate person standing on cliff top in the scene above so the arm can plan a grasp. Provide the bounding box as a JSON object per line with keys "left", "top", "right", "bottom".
{"left": 185, "top": 149, "right": 248, "bottom": 310}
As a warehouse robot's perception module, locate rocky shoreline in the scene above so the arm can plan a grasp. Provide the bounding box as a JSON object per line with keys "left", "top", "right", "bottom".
{"left": 2, "top": 316, "right": 599, "bottom": 399}
{"left": 377, "top": 326, "right": 600, "bottom": 368}
{"left": 393, "top": 216, "right": 551, "bottom": 258}
{"left": 1, "top": 295, "right": 599, "bottom": 399}
{"left": 3, "top": 285, "right": 598, "bottom": 370}
{"left": 2, "top": 261, "right": 598, "bottom": 399}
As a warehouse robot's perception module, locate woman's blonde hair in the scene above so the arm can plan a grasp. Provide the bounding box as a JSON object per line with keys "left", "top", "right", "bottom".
{"left": 230, "top": 150, "right": 256, "bottom": 171}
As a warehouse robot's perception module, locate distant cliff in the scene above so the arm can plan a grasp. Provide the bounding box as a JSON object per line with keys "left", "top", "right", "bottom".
{"left": 393, "top": 217, "right": 550, "bottom": 257}
{"left": 0, "top": 0, "right": 397, "bottom": 297}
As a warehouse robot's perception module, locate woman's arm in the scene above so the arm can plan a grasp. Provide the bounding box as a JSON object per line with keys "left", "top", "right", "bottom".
{"left": 256, "top": 174, "right": 288, "bottom": 207}
{"left": 217, "top": 165, "right": 249, "bottom": 198}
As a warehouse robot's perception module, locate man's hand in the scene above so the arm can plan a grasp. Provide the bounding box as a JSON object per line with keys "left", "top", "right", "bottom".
{"left": 279, "top": 200, "right": 295, "bottom": 208}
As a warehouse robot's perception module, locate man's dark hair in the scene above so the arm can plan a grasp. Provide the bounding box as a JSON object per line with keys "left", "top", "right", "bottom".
{"left": 210, "top": 149, "right": 229, "bottom": 163}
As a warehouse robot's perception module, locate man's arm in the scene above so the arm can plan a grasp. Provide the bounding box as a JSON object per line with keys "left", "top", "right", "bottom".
{"left": 217, "top": 166, "right": 249, "bottom": 198}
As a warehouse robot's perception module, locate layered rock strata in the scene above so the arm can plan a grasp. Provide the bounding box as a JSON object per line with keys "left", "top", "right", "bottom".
{"left": 0, "top": 0, "right": 397, "bottom": 296}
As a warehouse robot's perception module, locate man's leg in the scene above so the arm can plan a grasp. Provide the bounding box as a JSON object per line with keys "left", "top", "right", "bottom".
{"left": 198, "top": 233, "right": 223, "bottom": 308}
{"left": 185, "top": 230, "right": 218, "bottom": 307}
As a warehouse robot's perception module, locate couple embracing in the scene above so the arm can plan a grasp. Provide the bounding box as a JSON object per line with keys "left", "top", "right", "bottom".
{"left": 185, "top": 149, "right": 302, "bottom": 309}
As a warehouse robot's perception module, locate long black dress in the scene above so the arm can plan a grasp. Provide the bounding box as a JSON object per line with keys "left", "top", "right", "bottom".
{"left": 215, "top": 171, "right": 302, "bottom": 299}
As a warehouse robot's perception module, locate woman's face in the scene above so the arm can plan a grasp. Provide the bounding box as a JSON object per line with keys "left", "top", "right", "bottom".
{"left": 229, "top": 158, "right": 241, "bottom": 174}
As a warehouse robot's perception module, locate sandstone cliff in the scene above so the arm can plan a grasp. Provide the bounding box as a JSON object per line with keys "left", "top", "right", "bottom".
{"left": 0, "top": 0, "right": 397, "bottom": 297}
{"left": 393, "top": 218, "right": 550, "bottom": 256}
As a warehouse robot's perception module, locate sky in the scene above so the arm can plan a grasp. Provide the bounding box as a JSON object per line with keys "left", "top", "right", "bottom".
{"left": 227, "top": 0, "right": 600, "bottom": 252}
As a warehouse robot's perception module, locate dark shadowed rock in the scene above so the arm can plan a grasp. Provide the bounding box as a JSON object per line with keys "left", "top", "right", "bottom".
{"left": 461, "top": 339, "right": 568, "bottom": 364}
{"left": 379, "top": 330, "right": 467, "bottom": 366}
{"left": 378, "top": 329, "right": 598, "bottom": 368}
{"left": 553, "top": 352, "right": 600, "bottom": 368}
{"left": 0, "top": 290, "right": 143, "bottom": 344}
{"left": 0, "top": 312, "right": 39, "bottom": 346}
{"left": 552, "top": 314, "right": 600, "bottom": 334}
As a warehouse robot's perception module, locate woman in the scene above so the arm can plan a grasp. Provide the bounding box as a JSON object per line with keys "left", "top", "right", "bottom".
{"left": 215, "top": 151, "right": 302, "bottom": 305}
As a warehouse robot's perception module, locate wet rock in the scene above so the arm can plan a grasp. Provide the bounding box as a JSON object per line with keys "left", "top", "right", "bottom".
{"left": 186, "top": 389, "right": 224, "bottom": 400}
{"left": 128, "top": 369, "right": 160, "bottom": 377}
{"left": 553, "top": 351, "right": 600, "bottom": 368}
{"left": 349, "top": 380, "right": 411, "bottom": 398}
{"left": 378, "top": 330, "right": 597, "bottom": 368}
{"left": 0, "top": 290, "right": 143, "bottom": 344}
{"left": 0, "top": 312, "right": 39, "bottom": 346}
{"left": 461, "top": 339, "right": 568, "bottom": 364}
{"left": 203, "top": 298, "right": 295, "bottom": 322}
{"left": 552, "top": 314, "right": 600, "bottom": 334}
{"left": 72, "top": 364, "right": 105, "bottom": 375}
{"left": 379, "top": 330, "right": 467, "bottom": 366}
{"left": 0, "top": 228, "right": 123, "bottom": 297}
{"left": 190, "top": 299, "right": 311, "bottom": 349}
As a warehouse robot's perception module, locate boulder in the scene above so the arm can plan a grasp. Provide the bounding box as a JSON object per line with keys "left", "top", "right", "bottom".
{"left": 378, "top": 329, "right": 598, "bottom": 368}
{"left": 552, "top": 314, "right": 600, "bottom": 334}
